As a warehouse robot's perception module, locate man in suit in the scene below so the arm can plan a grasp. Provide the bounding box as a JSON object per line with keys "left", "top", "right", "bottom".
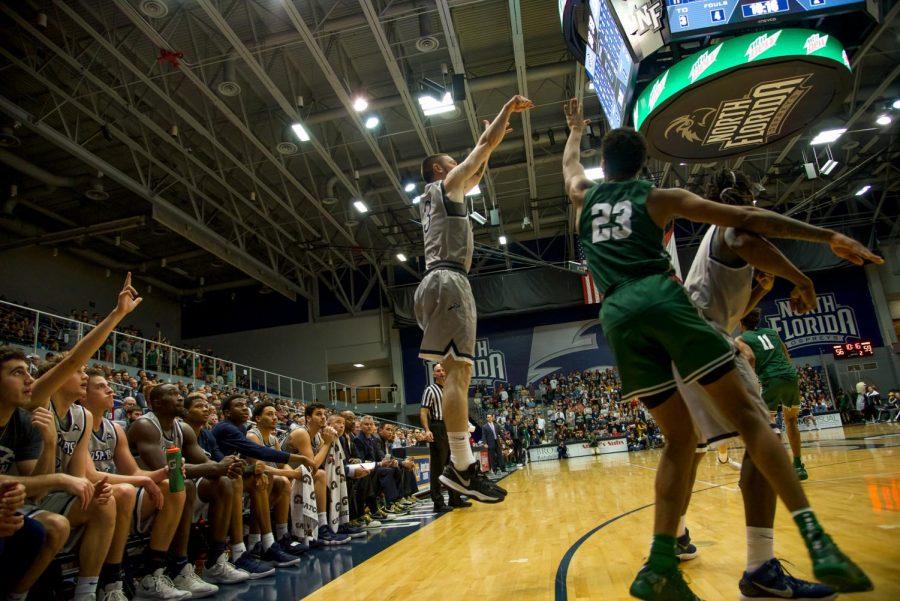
{"left": 482, "top": 414, "right": 504, "bottom": 474}
{"left": 356, "top": 416, "right": 408, "bottom": 516}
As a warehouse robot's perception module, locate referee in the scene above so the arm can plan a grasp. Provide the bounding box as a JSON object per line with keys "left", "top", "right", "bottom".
{"left": 420, "top": 363, "right": 471, "bottom": 512}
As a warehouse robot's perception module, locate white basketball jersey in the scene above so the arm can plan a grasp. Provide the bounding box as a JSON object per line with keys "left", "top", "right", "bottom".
{"left": 90, "top": 417, "right": 119, "bottom": 474}
{"left": 54, "top": 402, "right": 87, "bottom": 473}
{"left": 420, "top": 180, "right": 473, "bottom": 273}
{"left": 133, "top": 412, "right": 183, "bottom": 470}
{"left": 247, "top": 426, "right": 281, "bottom": 469}
{"left": 683, "top": 226, "right": 753, "bottom": 334}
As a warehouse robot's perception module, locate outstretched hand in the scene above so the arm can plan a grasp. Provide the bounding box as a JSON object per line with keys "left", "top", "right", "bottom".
{"left": 506, "top": 95, "right": 534, "bottom": 113}
{"left": 115, "top": 272, "right": 143, "bottom": 315}
{"left": 828, "top": 234, "right": 884, "bottom": 266}
{"left": 564, "top": 98, "right": 591, "bottom": 131}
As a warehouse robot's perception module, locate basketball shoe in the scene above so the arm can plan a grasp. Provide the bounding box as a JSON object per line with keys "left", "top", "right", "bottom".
{"left": 629, "top": 564, "right": 701, "bottom": 601}
{"left": 675, "top": 529, "right": 698, "bottom": 561}
{"left": 793, "top": 457, "right": 809, "bottom": 481}
{"left": 439, "top": 461, "right": 505, "bottom": 503}
{"left": 739, "top": 559, "right": 835, "bottom": 600}
{"left": 796, "top": 512, "right": 872, "bottom": 592}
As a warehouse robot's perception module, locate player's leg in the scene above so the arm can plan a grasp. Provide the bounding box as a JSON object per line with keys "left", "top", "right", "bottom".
{"left": 8, "top": 512, "right": 69, "bottom": 597}
{"left": 702, "top": 373, "right": 870, "bottom": 591}
{"left": 630, "top": 389, "right": 701, "bottom": 600}
{"left": 66, "top": 493, "right": 117, "bottom": 600}
{"left": 232, "top": 475, "right": 275, "bottom": 579}
{"left": 419, "top": 272, "right": 503, "bottom": 503}
{"left": 675, "top": 448, "right": 704, "bottom": 562}
{"left": 737, "top": 453, "right": 835, "bottom": 600}
{"left": 99, "top": 483, "right": 137, "bottom": 595}
{"left": 133, "top": 484, "right": 191, "bottom": 600}
{"left": 270, "top": 474, "right": 304, "bottom": 553}
{"left": 782, "top": 404, "right": 807, "bottom": 480}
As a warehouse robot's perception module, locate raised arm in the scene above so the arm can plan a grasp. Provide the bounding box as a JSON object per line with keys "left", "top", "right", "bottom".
{"left": 724, "top": 230, "right": 816, "bottom": 314}
{"left": 29, "top": 273, "right": 142, "bottom": 410}
{"left": 444, "top": 95, "right": 533, "bottom": 195}
{"left": 562, "top": 98, "right": 595, "bottom": 218}
{"left": 649, "top": 188, "right": 883, "bottom": 266}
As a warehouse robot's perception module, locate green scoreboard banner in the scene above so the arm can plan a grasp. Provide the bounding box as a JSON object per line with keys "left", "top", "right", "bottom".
{"left": 633, "top": 29, "right": 851, "bottom": 161}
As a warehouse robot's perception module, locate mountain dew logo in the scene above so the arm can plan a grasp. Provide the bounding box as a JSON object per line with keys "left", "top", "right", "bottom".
{"left": 648, "top": 71, "right": 668, "bottom": 110}
{"left": 746, "top": 31, "right": 781, "bottom": 61}
{"left": 690, "top": 44, "right": 723, "bottom": 82}
{"left": 804, "top": 33, "right": 828, "bottom": 55}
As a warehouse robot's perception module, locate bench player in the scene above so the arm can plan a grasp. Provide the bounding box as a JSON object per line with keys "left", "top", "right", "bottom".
{"left": 82, "top": 368, "right": 189, "bottom": 599}
{"left": 417, "top": 94, "right": 533, "bottom": 503}
{"left": 562, "top": 98, "right": 877, "bottom": 600}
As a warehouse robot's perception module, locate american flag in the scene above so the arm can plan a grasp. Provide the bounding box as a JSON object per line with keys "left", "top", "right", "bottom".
{"left": 577, "top": 227, "right": 680, "bottom": 305}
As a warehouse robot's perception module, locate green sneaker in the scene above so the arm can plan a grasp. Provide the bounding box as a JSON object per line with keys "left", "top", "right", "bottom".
{"left": 629, "top": 564, "right": 702, "bottom": 600}
{"left": 794, "top": 457, "right": 809, "bottom": 480}
{"left": 806, "top": 531, "right": 873, "bottom": 592}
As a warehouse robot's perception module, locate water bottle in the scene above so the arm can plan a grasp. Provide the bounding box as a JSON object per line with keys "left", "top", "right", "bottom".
{"left": 166, "top": 446, "right": 185, "bottom": 493}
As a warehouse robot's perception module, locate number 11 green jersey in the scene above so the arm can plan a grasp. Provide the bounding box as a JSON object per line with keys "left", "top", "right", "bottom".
{"left": 740, "top": 327, "right": 797, "bottom": 382}
{"left": 577, "top": 179, "right": 674, "bottom": 296}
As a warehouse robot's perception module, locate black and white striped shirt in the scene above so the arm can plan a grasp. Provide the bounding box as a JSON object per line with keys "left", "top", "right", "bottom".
{"left": 422, "top": 383, "right": 444, "bottom": 421}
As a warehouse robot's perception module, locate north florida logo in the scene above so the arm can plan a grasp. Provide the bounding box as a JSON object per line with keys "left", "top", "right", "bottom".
{"left": 665, "top": 107, "right": 716, "bottom": 143}
{"left": 526, "top": 320, "right": 616, "bottom": 384}
{"left": 763, "top": 293, "right": 859, "bottom": 351}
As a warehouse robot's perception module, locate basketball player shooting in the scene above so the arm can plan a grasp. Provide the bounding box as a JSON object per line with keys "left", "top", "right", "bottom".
{"left": 416, "top": 94, "right": 534, "bottom": 504}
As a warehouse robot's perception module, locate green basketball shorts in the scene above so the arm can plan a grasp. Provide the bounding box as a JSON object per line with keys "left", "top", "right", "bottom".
{"left": 761, "top": 376, "right": 801, "bottom": 411}
{"left": 600, "top": 273, "right": 735, "bottom": 405}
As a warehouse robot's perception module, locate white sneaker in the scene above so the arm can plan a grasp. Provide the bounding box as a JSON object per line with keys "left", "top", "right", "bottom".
{"left": 172, "top": 563, "right": 219, "bottom": 599}
{"left": 364, "top": 518, "right": 382, "bottom": 529}
{"left": 101, "top": 588, "right": 129, "bottom": 601}
{"left": 727, "top": 459, "right": 743, "bottom": 471}
{"left": 204, "top": 553, "right": 251, "bottom": 585}
{"left": 135, "top": 569, "right": 192, "bottom": 600}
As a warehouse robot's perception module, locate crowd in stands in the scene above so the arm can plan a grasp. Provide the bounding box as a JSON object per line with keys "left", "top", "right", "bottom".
{"left": 474, "top": 367, "right": 664, "bottom": 456}
{"left": 0, "top": 276, "right": 434, "bottom": 601}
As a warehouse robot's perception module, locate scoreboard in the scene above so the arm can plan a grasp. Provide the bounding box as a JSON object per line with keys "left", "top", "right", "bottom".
{"left": 666, "top": 0, "right": 868, "bottom": 39}
{"left": 583, "top": 0, "right": 639, "bottom": 128}
{"left": 831, "top": 340, "right": 875, "bottom": 360}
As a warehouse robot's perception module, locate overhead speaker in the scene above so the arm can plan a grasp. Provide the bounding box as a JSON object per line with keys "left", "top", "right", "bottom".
{"left": 451, "top": 74, "right": 466, "bottom": 102}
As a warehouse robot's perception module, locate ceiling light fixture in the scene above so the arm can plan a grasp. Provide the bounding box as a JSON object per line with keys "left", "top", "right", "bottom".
{"left": 498, "top": 235, "right": 507, "bottom": 245}
{"left": 584, "top": 166, "right": 604, "bottom": 180}
{"left": 365, "top": 116, "right": 380, "bottom": 129}
{"left": 855, "top": 184, "right": 871, "bottom": 196}
{"left": 893, "top": 99, "right": 900, "bottom": 110}
{"left": 876, "top": 113, "right": 892, "bottom": 126}
{"left": 353, "top": 200, "right": 369, "bottom": 213}
{"left": 404, "top": 182, "right": 416, "bottom": 193}
{"left": 810, "top": 128, "right": 846, "bottom": 145}
{"left": 353, "top": 363, "right": 365, "bottom": 368}
{"left": 352, "top": 97, "right": 368, "bottom": 112}
{"left": 418, "top": 92, "right": 455, "bottom": 116}
{"left": 820, "top": 159, "right": 838, "bottom": 175}
{"left": 412, "top": 195, "right": 422, "bottom": 204}
{"left": 396, "top": 252, "right": 407, "bottom": 262}
{"left": 290, "top": 123, "right": 311, "bottom": 142}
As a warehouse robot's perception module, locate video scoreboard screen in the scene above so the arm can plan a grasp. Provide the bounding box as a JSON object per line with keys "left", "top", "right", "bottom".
{"left": 667, "top": 0, "right": 866, "bottom": 38}
{"left": 831, "top": 340, "right": 875, "bottom": 360}
{"left": 584, "top": 0, "right": 638, "bottom": 128}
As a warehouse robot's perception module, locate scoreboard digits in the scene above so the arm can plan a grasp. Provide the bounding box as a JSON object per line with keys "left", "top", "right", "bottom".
{"left": 831, "top": 340, "right": 875, "bottom": 360}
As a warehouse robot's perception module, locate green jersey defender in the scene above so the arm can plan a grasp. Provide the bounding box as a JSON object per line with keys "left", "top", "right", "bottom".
{"left": 578, "top": 179, "right": 734, "bottom": 405}
{"left": 741, "top": 326, "right": 801, "bottom": 411}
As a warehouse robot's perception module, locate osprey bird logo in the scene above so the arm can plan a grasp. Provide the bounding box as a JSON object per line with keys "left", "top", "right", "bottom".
{"left": 665, "top": 107, "right": 717, "bottom": 143}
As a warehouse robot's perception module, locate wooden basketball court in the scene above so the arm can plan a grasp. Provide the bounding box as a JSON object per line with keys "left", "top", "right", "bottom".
{"left": 305, "top": 424, "right": 900, "bottom": 600}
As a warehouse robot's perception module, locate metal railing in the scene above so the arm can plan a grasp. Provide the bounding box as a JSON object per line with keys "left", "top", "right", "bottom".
{"left": 0, "top": 300, "right": 401, "bottom": 412}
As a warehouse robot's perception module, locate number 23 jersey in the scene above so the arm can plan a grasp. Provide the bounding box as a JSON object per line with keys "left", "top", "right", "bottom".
{"left": 578, "top": 179, "right": 673, "bottom": 297}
